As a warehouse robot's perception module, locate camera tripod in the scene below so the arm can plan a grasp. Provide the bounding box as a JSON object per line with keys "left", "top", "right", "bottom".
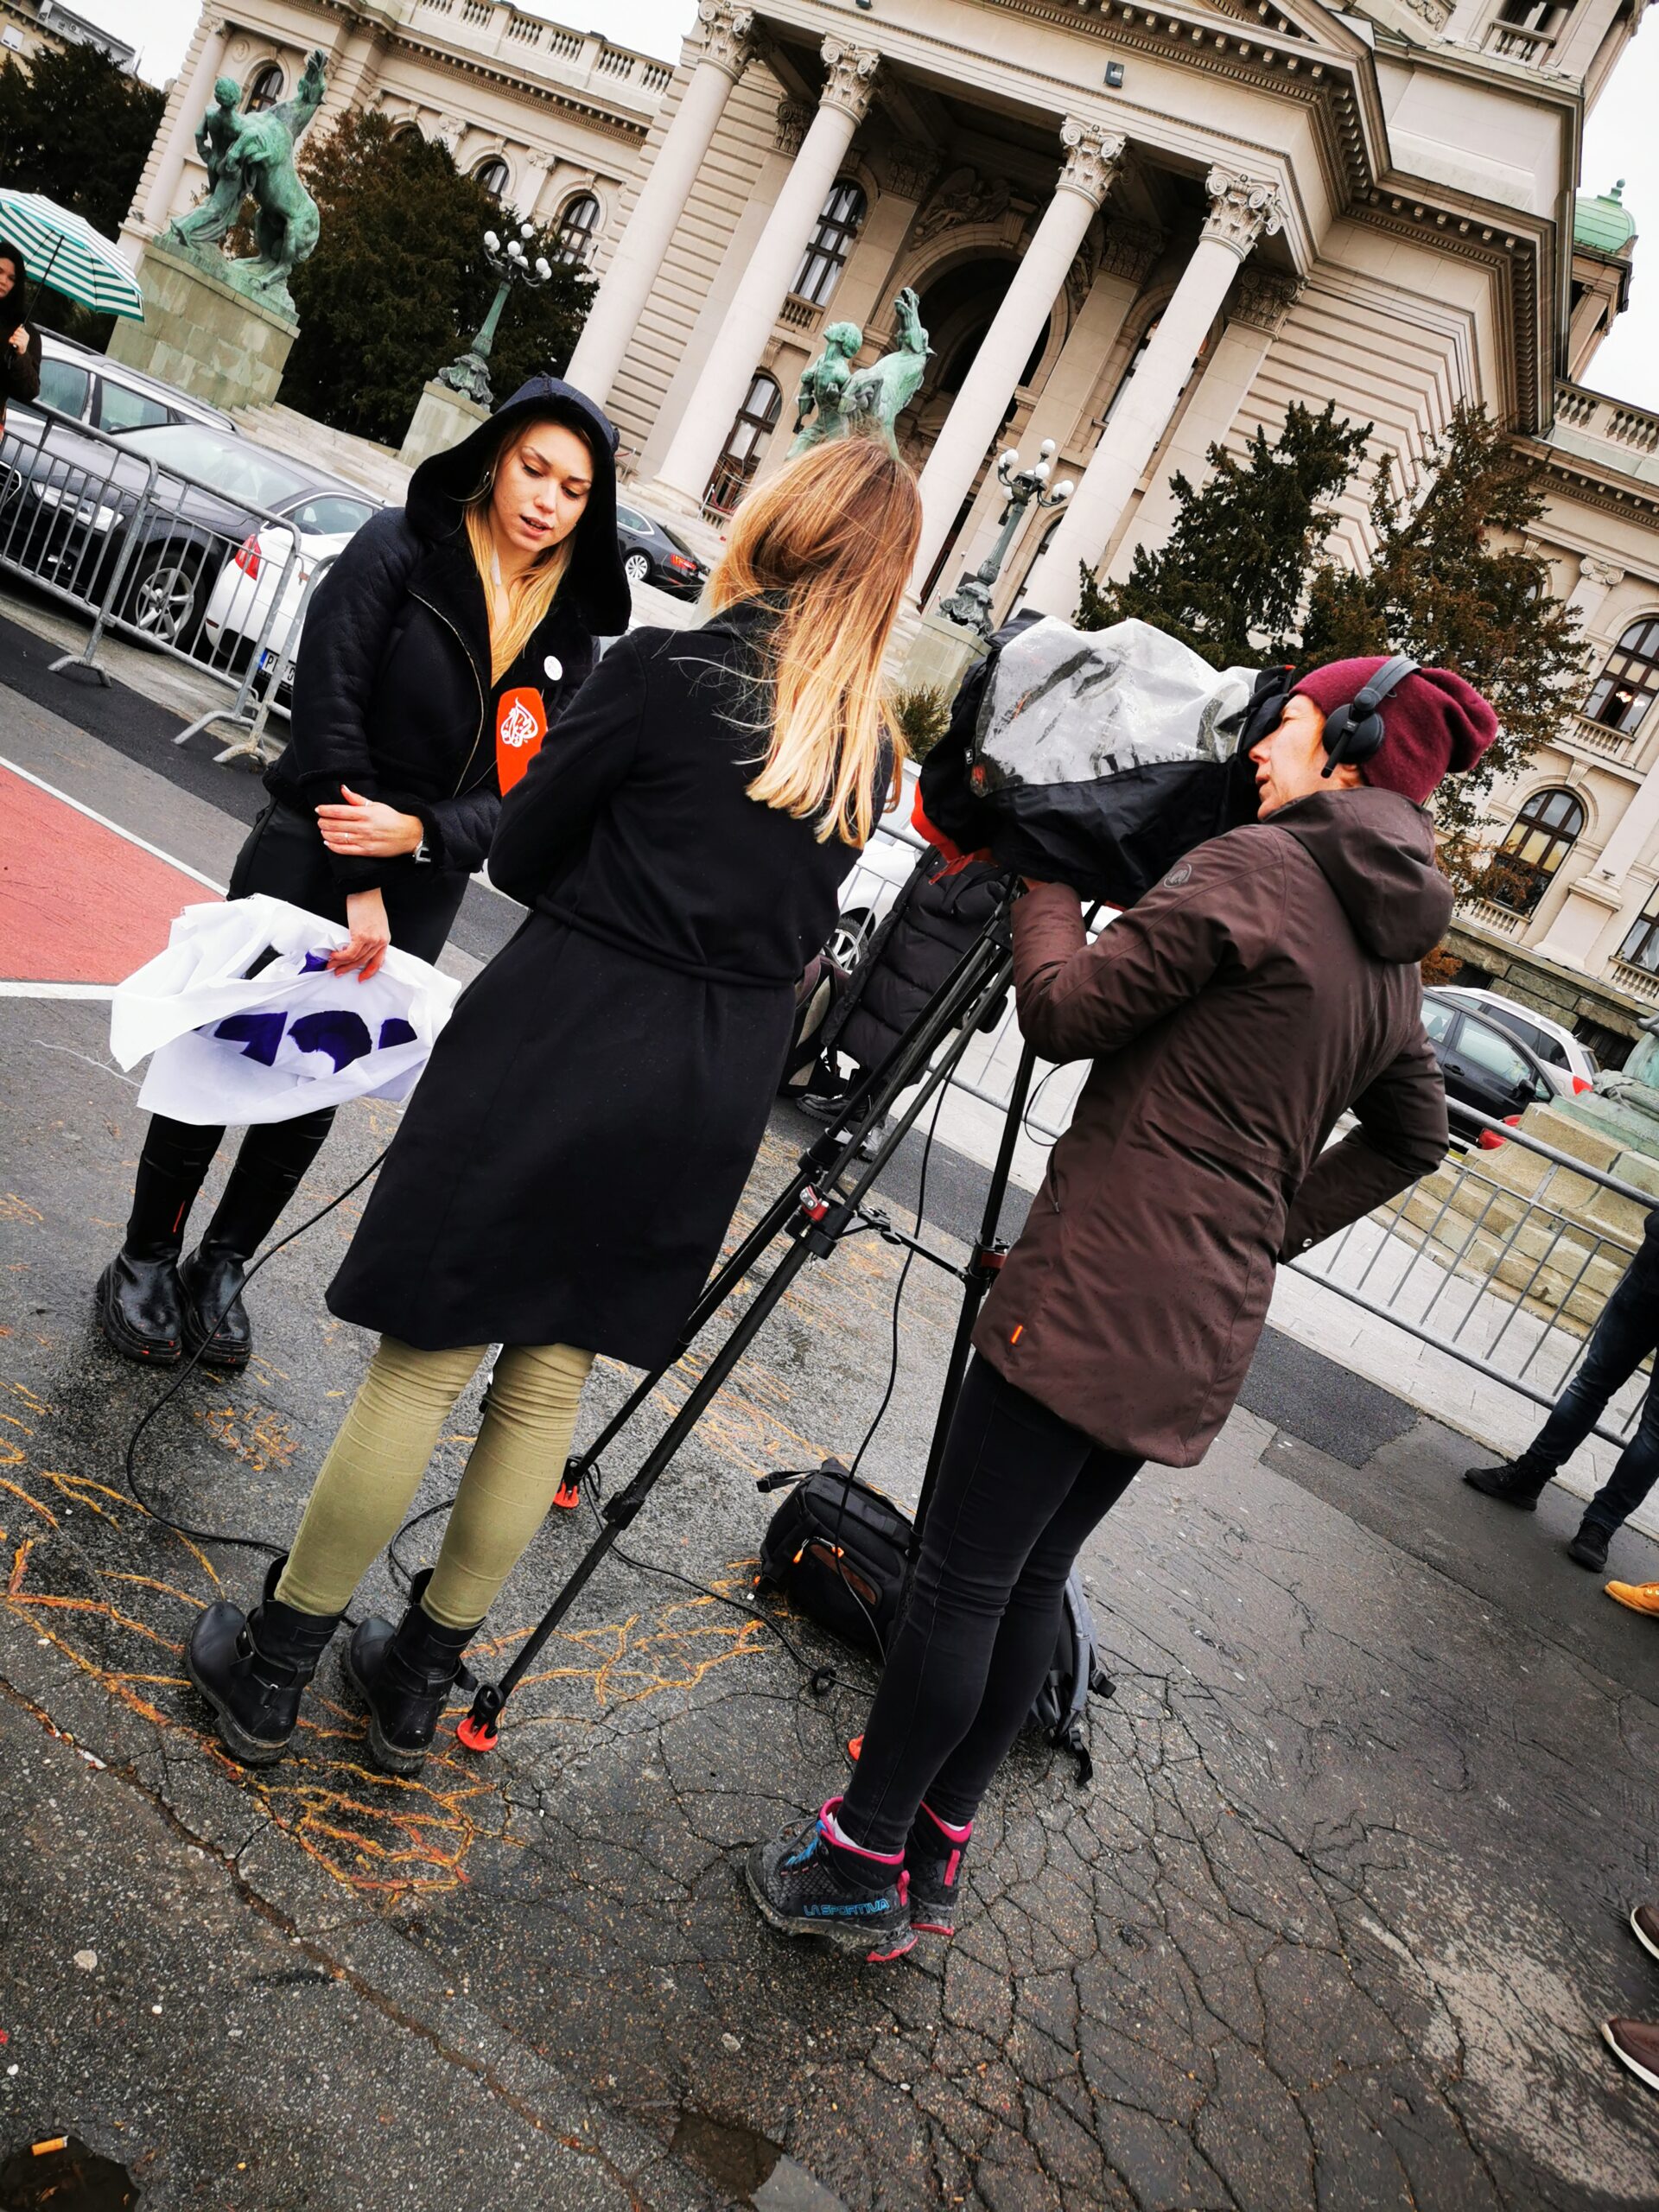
{"left": 456, "top": 874, "right": 1058, "bottom": 1751}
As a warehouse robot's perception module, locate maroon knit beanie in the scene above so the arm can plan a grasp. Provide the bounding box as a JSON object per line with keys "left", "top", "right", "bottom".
{"left": 1291, "top": 658, "right": 1498, "bottom": 807}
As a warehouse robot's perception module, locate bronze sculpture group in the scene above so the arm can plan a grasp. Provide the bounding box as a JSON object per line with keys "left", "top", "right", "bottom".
{"left": 162, "top": 48, "right": 328, "bottom": 316}
{"left": 791, "top": 286, "right": 931, "bottom": 457}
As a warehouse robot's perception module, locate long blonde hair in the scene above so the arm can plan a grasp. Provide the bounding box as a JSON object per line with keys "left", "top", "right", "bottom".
{"left": 709, "top": 435, "right": 922, "bottom": 848}
{"left": 465, "top": 413, "right": 587, "bottom": 682}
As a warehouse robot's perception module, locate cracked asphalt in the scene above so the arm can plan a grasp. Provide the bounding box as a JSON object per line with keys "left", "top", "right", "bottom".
{"left": 4, "top": 625, "right": 1659, "bottom": 2209}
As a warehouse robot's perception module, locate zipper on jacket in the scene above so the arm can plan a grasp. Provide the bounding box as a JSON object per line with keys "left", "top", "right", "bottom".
{"left": 410, "top": 588, "right": 487, "bottom": 795}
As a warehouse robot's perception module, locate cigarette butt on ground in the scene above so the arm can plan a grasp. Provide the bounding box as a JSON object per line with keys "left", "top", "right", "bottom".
{"left": 33, "top": 2137, "right": 68, "bottom": 2156}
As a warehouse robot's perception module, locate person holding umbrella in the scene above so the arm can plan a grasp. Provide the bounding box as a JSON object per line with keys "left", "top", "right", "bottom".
{"left": 0, "top": 241, "right": 41, "bottom": 430}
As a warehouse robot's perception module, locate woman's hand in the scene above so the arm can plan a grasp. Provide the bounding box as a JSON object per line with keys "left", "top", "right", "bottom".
{"left": 327, "top": 888, "right": 391, "bottom": 982}
{"left": 315, "top": 785, "right": 423, "bottom": 859}
{"left": 7, "top": 327, "right": 29, "bottom": 355}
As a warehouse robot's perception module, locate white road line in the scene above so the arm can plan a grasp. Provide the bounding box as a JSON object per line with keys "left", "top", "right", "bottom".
{"left": 0, "top": 753, "right": 228, "bottom": 893}
{"left": 0, "top": 981, "right": 117, "bottom": 999}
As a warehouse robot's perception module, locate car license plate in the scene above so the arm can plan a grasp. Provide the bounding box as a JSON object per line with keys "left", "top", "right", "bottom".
{"left": 258, "top": 647, "right": 279, "bottom": 673}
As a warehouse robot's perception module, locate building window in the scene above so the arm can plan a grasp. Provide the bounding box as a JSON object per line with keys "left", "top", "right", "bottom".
{"left": 1484, "top": 788, "right": 1586, "bottom": 913}
{"left": 790, "top": 180, "right": 866, "bottom": 309}
{"left": 555, "top": 192, "right": 601, "bottom": 266}
{"left": 244, "top": 63, "right": 284, "bottom": 112}
{"left": 474, "top": 156, "right": 511, "bottom": 202}
{"left": 1618, "top": 897, "right": 1659, "bottom": 976}
{"left": 704, "top": 372, "right": 781, "bottom": 518}
{"left": 1585, "top": 617, "right": 1659, "bottom": 734}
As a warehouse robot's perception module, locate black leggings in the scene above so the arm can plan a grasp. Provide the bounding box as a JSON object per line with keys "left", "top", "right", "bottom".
{"left": 125, "top": 1109, "right": 336, "bottom": 1260}
{"left": 838, "top": 1357, "right": 1141, "bottom": 1854}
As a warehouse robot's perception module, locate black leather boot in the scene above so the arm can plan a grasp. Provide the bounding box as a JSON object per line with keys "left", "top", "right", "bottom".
{"left": 1462, "top": 1457, "right": 1553, "bottom": 1510}
{"left": 95, "top": 1245, "right": 185, "bottom": 1364}
{"left": 178, "top": 1243, "right": 253, "bottom": 1373}
{"left": 346, "top": 1569, "right": 480, "bottom": 1777}
{"left": 187, "top": 1555, "right": 342, "bottom": 1766}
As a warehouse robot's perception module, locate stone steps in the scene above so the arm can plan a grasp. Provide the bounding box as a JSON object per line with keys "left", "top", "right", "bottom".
{"left": 230, "top": 403, "right": 413, "bottom": 505}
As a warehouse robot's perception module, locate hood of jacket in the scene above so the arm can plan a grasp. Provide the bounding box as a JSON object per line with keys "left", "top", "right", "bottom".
{"left": 1267, "top": 785, "right": 1452, "bottom": 964}
{"left": 403, "top": 374, "right": 630, "bottom": 635}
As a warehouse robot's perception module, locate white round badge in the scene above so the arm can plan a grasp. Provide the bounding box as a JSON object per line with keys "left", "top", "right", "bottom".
{"left": 543, "top": 655, "right": 563, "bottom": 683}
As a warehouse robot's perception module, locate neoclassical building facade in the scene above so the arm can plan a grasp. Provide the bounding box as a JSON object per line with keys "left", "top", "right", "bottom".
{"left": 126, "top": 0, "right": 1659, "bottom": 1055}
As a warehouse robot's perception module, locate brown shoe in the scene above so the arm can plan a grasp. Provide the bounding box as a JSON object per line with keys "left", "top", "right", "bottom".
{"left": 1603, "top": 2017, "right": 1659, "bottom": 2094}
{"left": 1607, "top": 1580, "right": 1659, "bottom": 1618}
{"left": 1634, "top": 1905, "right": 1659, "bottom": 1967}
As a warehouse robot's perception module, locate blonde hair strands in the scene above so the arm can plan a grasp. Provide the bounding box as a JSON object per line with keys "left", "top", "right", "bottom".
{"left": 709, "top": 435, "right": 922, "bottom": 849}
{"left": 465, "top": 416, "right": 582, "bottom": 683}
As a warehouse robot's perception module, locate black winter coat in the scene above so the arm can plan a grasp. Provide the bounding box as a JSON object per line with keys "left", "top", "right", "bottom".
{"left": 824, "top": 850, "right": 1011, "bottom": 1079}
{"left": 0, "top": 322, "right": 41, "bottom": 429}
{"left": 258, "top": 376, "right": 628, "bottom": 949}
{"left": 327, "top": 603, "right": 873, "bottom": 1367}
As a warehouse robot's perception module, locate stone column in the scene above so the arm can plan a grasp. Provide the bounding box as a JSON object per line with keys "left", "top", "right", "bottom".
{"left": 649, "top": 35, "right": 880, "bottom": 512}
{"left": 1101, "top": 268, "right": 1301, "bottom": 580}
{"left": 909, "top": 120, "right": 1125, "bottom": 596}
{"left": 565, "top": 0, "right": 757, "bottom": 408}
{"left": 1020, "top": 168, "right": 1287, "bottom": 620}
{"left": 136, "top": 12, "right": 231, "bottom": 232}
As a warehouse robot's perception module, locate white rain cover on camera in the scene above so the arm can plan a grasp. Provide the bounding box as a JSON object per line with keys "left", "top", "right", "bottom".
{"left": 975, "top": 616, "right": 1257, "bottom": 788}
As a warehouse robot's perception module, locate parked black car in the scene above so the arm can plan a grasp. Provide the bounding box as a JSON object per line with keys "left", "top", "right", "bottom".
{"left": 1423, "top": 989, "right": 1558, "bottom": 1143}
{"left": 0, "top": 413, "right": 373, "bottom": 652}
{"left": 615, "top": 495, "right": 708, "bottom": 601}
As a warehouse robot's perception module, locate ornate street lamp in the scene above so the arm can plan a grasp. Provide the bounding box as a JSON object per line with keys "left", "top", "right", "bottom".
{"left": 938, "top": 442, "right": 1075, "bottom": 639}
{"left": 437, "top": 217, "right": 556, "bottom": 408}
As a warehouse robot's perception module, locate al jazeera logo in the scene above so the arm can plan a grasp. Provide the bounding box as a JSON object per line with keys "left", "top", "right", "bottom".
{"left": 495, "top": 685, "right": 548, "bottom": 792}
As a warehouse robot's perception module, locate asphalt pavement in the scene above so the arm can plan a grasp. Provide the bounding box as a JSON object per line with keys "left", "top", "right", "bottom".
{"left": 3, "top": 608, "right": 1659, "bottom": 2212}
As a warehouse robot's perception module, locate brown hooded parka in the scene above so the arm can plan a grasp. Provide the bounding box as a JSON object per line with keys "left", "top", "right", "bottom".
{"left": 974, "top": 785, "right": 1452, "bottom": 1465}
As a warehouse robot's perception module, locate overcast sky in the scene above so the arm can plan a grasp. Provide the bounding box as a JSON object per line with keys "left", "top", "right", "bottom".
{"left": 70, "top": 0, "right": 1659, "bottom": 405}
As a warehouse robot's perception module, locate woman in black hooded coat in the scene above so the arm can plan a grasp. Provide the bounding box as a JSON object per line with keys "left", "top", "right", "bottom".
{"left": 0, "top": 240, "right": 42, "bottom": 429}
{"left": 97, "top": 374, "right": 629, "bottom": 1375}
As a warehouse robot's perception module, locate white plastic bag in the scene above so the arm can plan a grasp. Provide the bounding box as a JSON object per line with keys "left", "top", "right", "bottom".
{"left": 976, "top": 615, "right": 1256, "bottom": 788}
{"left": 110, "top": 894, "right": 461, "bottom": 1125}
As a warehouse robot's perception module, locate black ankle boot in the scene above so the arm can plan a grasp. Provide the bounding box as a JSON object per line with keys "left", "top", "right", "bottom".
{"left": 187, "top": 1556, "right": 341, "bottom": 1766}
{"left": 1462, "top": 1458, "right": 1552, "bottom": 1510}
{"left": 346, "top": 1570, "right": 480, "bottom": 1777}
{"left": 95, "top": 1245, "right": 185, "bottom": 1364}
{"left": 178, "top": 1243, "right": 253, "bottom": 1373}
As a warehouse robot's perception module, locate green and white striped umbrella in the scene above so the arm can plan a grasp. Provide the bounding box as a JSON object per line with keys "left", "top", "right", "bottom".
{"left": 0, "top": 191, "right": 145, "bottom": 321}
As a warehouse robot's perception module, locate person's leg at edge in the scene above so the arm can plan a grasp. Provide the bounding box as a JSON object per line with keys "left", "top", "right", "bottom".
{"left": 747, "top": 1357, "right": 1126, "bottom": 1955}
{"left": 1570, "top": 1375, "right": 1659, "bottom": 1570}
{"left": 188, "top": 1336, "right": 485, "bottom": 1764}
{"left": 346, "top": 1340, "right": 594, "bottom": 1773}
{"left": 1473, "top": 1255, "right": 1659, "bottom": 1505}
{"left": 97, "top": 1116, "right": 226, "bottom": 1363}
{"left": 179, "top": 1109, "right": 338, "bottom": 1371}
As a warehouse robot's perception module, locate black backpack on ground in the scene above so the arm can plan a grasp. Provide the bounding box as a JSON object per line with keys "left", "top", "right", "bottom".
{"left": 755, "top": 1459, "right": 1113, "bottom": 1783}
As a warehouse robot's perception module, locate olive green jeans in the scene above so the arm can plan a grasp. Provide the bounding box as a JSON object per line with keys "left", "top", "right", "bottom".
{"left": 276, "top": 1336, "right": 594, "bottom": 1628}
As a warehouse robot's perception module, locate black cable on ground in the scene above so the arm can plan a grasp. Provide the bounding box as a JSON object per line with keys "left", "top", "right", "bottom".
{"left": 119, "top": 1148, "right": 388, "bottom": 1564}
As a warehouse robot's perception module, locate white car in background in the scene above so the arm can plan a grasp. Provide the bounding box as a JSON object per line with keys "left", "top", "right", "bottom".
{"left": 832, "top": 757, "right": 927, "bottom": 964}
{"left": 1430, "top": 985, "right": 1599, "bottom": 1096}
{"left": 203, "top": 493, "right": 377, "bottom": 694}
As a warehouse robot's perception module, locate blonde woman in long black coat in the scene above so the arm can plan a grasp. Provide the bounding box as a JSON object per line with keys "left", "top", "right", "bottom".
{"left": 186, "top": 435, "right": 922, "bottom": 1782}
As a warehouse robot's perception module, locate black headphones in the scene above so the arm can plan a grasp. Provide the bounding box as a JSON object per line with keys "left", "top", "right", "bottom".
{"left": 1319, "top": 653, "right": 1420, "bottom": 778}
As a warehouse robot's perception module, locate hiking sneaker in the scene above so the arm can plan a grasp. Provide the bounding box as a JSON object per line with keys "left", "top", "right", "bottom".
{"left": 906, "top": 1802, "right": 971, "bottom": 1937}
{"left": 1462, "top": 1459, "right": 1550, "bottom": 1510}
{"left": 1608, "top": 1581, "right": 1659, "bottom": 1620}
{"left": 746, "top": 1797, "right": 915, "bottom": 1962}
{"left": 1568, "top": 1522, "right": 1611, "bottom": 1572}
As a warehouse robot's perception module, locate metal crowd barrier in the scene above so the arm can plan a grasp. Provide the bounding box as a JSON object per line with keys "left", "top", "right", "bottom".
{"left": 0, "top": 400, "right": 311, "bottom": 753}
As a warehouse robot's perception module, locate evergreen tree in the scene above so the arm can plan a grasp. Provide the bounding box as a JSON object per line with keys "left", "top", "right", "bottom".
{"left": 0, "top": 41, "right": 164, "bottom": 240}
{"left": 276, "top": 111, "right": 593, "bottom": 448}
{"left": 1075, "top": 400, "right": 1373, "bottom": 666}
{"left": 1300, "top": 404, "right": 1588, "bottom": 888}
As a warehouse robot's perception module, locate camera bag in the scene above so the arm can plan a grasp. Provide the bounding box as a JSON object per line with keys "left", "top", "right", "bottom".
{"left": 755, "top": 1459, "right": 1112, "bottom": 1781}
